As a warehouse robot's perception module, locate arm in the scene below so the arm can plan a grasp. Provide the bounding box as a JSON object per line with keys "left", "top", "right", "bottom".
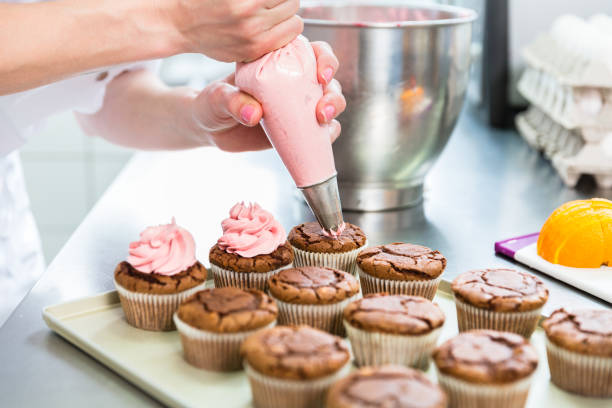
{"left": 0, "top": 0, "right": 302, "bottom": 95}
{"left": 77, "top": 43, "right": 346, "bottom": 152}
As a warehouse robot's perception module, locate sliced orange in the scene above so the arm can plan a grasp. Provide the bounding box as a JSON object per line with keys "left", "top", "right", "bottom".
{"left": 537, "top": 198, "right": 612, "bottom": 268}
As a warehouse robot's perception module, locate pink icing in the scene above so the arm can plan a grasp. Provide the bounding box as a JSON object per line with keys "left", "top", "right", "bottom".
{"left": 235, "top": 35, "right": 337, "bottom": 188}
{"left": 127, "top": 218, "right": 196, "bottom": 276}
{"left": 217, "top": 202, "right": 286, "bottom": 258}
{"left": 321, "top": 222, "right": 346, "bottom": 238}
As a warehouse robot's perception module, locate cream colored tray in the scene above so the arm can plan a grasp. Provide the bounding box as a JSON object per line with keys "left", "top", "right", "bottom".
{"left": 42, "top": 282, "right": 610, "bottom": 408}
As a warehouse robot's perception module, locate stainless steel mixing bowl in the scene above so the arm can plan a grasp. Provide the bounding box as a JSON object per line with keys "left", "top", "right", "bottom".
{"left": 301, "top": 1, "right": 477, "bottom": 211}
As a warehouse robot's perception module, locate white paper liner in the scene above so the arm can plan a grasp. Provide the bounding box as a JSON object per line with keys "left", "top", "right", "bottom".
{"left": 358, "top": 266, "right": 441, "bottom": 300}
{"left": 173, "top": 315, "right": 275, "bottom": 372}
{"left": 290, "top": 241, "right": 367, "bottom": 275}
{"left": 436, "top": 369, "right": 534, "bottom": 408}
{"left": 545, "top": 337, "right": 612, "bottom": 397}
{"left": 271, "top": 292, "right": 361, "bottom": 337}
{"left": 345, "top": 323, "right": 442, "bottom": 369}
{"left": 454, "top": 296, "right": 542, "bottom": 338}
{"left": 114, "top": 280, "right": 207, "bottom": 331}
{"left": 244, "top": 361, "right": 350, "bottom": 408}
{"left": 210, "top": 263, "right": 292, "bottom": 291}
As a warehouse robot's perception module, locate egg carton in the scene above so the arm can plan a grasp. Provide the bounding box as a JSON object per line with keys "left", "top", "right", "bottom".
{"left": 516, "top": 106, "right": 612, "bottom": 189}
{"left": 522, "top": 14, "right": 612, "bottom": 88}
{"left": 517, "top": 67, "right": 612, "bottom": 130}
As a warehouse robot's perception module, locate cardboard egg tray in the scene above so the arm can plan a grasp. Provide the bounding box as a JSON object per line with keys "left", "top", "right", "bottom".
{"left": 522, "top": 15, "right": 612, "bottom": 88}
{"left": 516, "top": 107, "right": 612, "bottom": 188}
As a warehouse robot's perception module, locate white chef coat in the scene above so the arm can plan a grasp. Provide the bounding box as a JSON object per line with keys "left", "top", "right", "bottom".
{"left": 0, "top": 0, "right": 159, "bottom": 324}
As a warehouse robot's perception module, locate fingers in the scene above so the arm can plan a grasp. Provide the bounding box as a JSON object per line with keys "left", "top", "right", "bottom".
{"left": 312, "top": 41, "right": 339, "bottom": 85}
{"left": 244, "top": 15, "right": 303, "bottom": 61}
{"left": 262, "top": 0, "right": 299, "bottom": 28}
{"left": 195, "top": 76, "right": 263, "bottom": 132}
{"left": 329, "top": 119, "right": 341, "bottom": 144}
{"left": 211, "top": 124, "right": 272, "bottom": 152}
{"left": 316, "top": 79, "right": 346, "bottom": 124}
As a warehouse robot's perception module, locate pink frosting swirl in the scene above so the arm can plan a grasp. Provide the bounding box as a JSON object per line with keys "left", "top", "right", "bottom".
{"left": 127, "top": 218, "right": 196, "bottom": 276}
{"left": 217, "top": 202, "right": 286, "bottom": 258}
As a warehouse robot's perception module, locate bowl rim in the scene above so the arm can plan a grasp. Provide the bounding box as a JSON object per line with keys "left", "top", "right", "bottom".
{"left": 300, "top": 0, "right": 478, "bottom": 28}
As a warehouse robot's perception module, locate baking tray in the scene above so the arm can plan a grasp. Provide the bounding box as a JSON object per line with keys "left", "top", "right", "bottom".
{"left": 496, "top": 234, "right": 612, "bottom": 304}
{"left": 42, "top": 281, "right": 610, "bottom": 408}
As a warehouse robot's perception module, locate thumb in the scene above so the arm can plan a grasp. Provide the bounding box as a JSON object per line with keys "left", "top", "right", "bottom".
{"left": 194, "top": 77, "right": 263, "bottom": 132}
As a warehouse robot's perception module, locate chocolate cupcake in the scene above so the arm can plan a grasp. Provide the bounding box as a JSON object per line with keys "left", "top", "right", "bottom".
{"left": 209, "top": 203, "right": 293, "bottom": 291}
{"left": 267, "top": 266, "right": 360, "bottom": 336}
{"left": 241, "top": 325, "right": 351, "bottom": 408}
{"left": 114, "top": 219, "right": 207, "bottom": 331}
{"left": 451, "top": 268, "right": 548, "bottom": 337}
{"left": 343, "top": 293, "right": 445, "bottom": 369}
{"left": 357, "top": 243, "right": 446, "bottom": 299}
{"left": 326, "top": 365, "right": 447, "bottom": 408}
{"left": 174, "top": 287, "right": 277, "bottom": 371}
{"left": 433, "top": 330, "right": 538, "bottom": 408}
{"left": 542, "top": 308, "right": 612, "bottom": 397}
{"left": 287, "top": 221, "right": 367, "bottom": 274}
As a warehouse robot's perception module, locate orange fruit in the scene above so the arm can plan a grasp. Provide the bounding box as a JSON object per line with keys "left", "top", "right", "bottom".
{"left": 537, "top": 198, "right": 612, "bottom": 268}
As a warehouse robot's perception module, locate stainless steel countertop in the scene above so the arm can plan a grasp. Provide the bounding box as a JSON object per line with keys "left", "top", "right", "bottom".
{"left": 1, "top": 108, "right": 610, "bottom": 407}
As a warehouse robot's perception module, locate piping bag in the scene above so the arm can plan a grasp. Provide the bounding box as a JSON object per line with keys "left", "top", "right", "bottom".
{"left": 235, "top": 35, "right": 344, "bottom": 235}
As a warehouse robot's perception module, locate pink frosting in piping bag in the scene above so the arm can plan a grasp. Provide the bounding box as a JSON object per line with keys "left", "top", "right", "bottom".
{"left": 235, "top": 35, "right": 337, "bottom": 188}
{"left": 127, "top": 218, "right": 196, "bottom": 276}
{"left": 217, "top": 202, "right": 286, "bottom": 258}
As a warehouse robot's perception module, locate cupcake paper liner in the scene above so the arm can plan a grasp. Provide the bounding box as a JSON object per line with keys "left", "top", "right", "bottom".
{"left": 244, "top": 361, "right": 350, "bottom": 408}
{"left": 545, "top": 337, "right": 612, "bottom": 397}
{"left": 174, "top": 315, "right": 275, "bottom": 372}
{"left": 210, "top": 263, "right": 292, "bottom": 291}
{"left": 436, "top": 369, "right": 534, "bottom": 408}
{"left": 345, "top": 323, "right": 442, "bottom": 369}
{"left": 114, "top": 280, "right": 207, "bottom": 331}
{"left": 271, "top": 292, "right": 361, "bottom": 337}
{"left": 358, "top": 266, "right": 441, "bottom": 300}
{"left": 454, "top": 296, "right": 542, "bottom": 338}
{"left": 290, "top": 241, "right": 367, "bottom": 275}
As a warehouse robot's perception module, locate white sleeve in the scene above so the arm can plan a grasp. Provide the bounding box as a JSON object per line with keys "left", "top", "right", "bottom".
{"left": 0, "top": 59, "right": 162, "bottom": 157}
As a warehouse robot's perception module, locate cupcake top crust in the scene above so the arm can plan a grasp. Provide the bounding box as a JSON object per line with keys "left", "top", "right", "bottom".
{"left": 241, "top": 325, "right": 350, "bottom": 380}
{"left": 209, "top": 241, "right": 293, "bottom": 273}
{"left": 433, "top": 330, "right": 538, "bottom": 384}
{"left": 357, "top": 243, "right": 446, "bottom": 281}
{"left": 343, "top": 294, "right": 445, "bottom": 335}
{"left": 114, "top": 261, "right": 207, "bottom": 294}
{"left": 288, "top": 222, "right": 367, "bottom": 253}
{"left": 542, "top": 308, "right": 612, "bottom": 357}
{"left": 326, "top": 365, "right": 447, "bottom": 408}
{"left": 177, "top": 287, "right": 277, "bottom": 333}
{"left": 268, "top": 266, "right": 360, "bottom": 305}
{"left": 451, "top": 268, "right": 548, "bottom": 312}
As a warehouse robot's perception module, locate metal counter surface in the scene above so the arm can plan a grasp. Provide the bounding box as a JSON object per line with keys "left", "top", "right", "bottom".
{"left": 1, "top": 109, "right": 610, "bottom": 406}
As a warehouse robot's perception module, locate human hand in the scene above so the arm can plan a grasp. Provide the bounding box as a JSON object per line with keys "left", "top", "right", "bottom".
{"left": 163, "top": 0, "right": 303, "bottom": 62}
{"left": 190, "top": 42, "right": 346, "bottom": 152}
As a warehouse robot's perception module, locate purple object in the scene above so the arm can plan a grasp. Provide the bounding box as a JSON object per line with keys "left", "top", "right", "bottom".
{"left": 495, "top": 233, "right": 540, "bottom": 259}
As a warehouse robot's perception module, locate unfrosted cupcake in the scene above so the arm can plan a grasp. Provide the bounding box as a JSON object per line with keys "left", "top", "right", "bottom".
{"left": 433, "top": 330, "right": 538, "bottom": 408}
{"left": 174, "top": 287, "right": 277, "bottom": 371}
{"left": 209, "top": 202, "right": 293, "bottom": 291}
{"left": 114, "top": 218, "right": 207, "bottom": 331}
{"left": 357, "top": 243, "right": 446, "bottom": 299}
{"left": 326, "top": 365, "right": 447, "bottom": 408}
{"left": 343, "top": 293, "right": 445, "bottom": 369}
{"left": 241, "top": 325, "right": 351, "bottom": 408}
{"left": 287, "top": 221, "right": 367, "bottom": 274}
{"left": 267, "top": 266, "right": 360, "bottom": 336}
{"left": 451, "top": 268, "right": 548, "bottom": 337}
{"left": 542, "top": 308, "right": 612, "bottom": 397}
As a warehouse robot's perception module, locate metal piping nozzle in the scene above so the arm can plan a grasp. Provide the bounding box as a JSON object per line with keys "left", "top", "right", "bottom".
{"left": 299, "top": 175, "right": 344, "bottom": 234}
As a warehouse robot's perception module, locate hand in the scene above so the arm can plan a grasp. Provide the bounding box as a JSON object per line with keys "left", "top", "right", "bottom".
{"left": 163, "top": 0, "right": 303, "bottom": 62}
{"left": 191, "top": 42, "right": 346, "bottom": 152}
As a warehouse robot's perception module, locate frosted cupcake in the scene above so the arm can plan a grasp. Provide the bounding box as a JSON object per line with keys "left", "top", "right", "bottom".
{"left": 114, "top": 218, "right": 207, "bottom": 331}
{"left": 287, "top": 221, "right": 367, "bottom": 275}
{"left": 209, "top": 202, "right": 293, "bottom": 291}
